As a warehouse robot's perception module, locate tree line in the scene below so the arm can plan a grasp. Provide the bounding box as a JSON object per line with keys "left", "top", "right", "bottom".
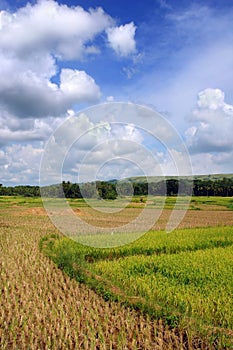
{"left": 0, "top": 177, "right": 233, "bottom": 198}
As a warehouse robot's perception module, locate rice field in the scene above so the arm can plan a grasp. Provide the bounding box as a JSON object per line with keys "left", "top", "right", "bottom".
{"left": 1, "top": 196, "right": 233, "bottom": 349}
{"left": 42, "top": 226, "right": 233, "bottom": 349}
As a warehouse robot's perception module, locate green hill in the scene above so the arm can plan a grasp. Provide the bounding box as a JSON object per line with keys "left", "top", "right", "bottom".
{"left": 120, "top": 174, "right": 233, "bottom": 184}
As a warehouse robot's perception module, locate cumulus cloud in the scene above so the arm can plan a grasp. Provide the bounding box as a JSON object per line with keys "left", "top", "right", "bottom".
{"left": 40, "top": 111, "right": 149, "bottom": 184}
{"left": 106, "top": 22, "right": 137, "bottom": 57}
{"left": 106, "top": 96, "right": 114, "bottom": 102}
{"left": 0, "top": 0, "right": 137, "bottom": 125}
{"left": 0, "top": 144, "right": 44, "bottom": 185}
{"left": 0, "top": 67, "right": 100, "bottom": 119}
{"left": 0, "top": 0, "right": 113, "bottom": 120}
{"left": 0, "top": 111, "right": 66, "bottom": 147}
{"left": 136, "top": 3, "right": 233, "bottom": 132}
{"left": 60, "top": 69, "right": 101, "bottom": 103}
{"left": 197, "top": 88, "right": 233, "bottom": 114}
{"left": 0, "top": 1, "right": 140, "bottom": 185}
{"left": 197, "top": 88, "right": 225, "bottom": 110}
{"left": 188, "top": 151, "right": 233, "bottom": 175}
{"left": 0, "top": 0, "right": 112, "bottom": 60}
{"left": 1, "top": 107, "right": 191, "bottom": 185}
{"left": 186, "top": 88, "right": 233, "bottom": 154}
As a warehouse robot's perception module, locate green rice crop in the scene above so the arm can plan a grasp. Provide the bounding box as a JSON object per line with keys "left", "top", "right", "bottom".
{"left": 42, "top": 225, "right": 233, "bottom": 347}
{"left": 91, "top": 246, "right": 233, "bottom": 330}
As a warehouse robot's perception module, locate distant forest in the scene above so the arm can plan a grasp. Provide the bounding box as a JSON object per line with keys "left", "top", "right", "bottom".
{"left": 0, "top": 177, "right": 233, "bottom": 198}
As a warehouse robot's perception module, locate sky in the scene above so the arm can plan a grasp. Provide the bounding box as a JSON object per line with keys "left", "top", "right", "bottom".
{"left": 0, "top": 0, "right": 233, "bottom": 185}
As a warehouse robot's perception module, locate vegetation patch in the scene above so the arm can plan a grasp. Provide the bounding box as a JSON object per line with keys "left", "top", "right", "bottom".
{"left": 41, "top": 226, "right": 233, "bottom": 348}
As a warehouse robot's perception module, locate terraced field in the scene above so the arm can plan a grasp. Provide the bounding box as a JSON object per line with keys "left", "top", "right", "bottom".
{"left": 42, "top": 226, "right": 233, "bottom": 349}
{"left": 1, "top": 196, "right": 233, "bottom": 349}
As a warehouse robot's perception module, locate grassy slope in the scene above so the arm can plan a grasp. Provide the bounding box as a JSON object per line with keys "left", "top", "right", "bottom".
{"left": 123, "top": 173, "right": 233, "bottom": 183}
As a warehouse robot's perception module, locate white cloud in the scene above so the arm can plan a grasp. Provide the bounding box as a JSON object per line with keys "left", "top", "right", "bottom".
{"left": 0, "top": 108, "right": 192, "bottom": 185}
{"left": 141, "top": 40, "right": 233, "bottom": 130}
{"left": 106, "top": 22, "right": 137, "bottom": 57}
{"left": 60, "top": 69, "right": 101, "bottom": 103}
{"left": 0, "top": 67, "right": 100, "bottom": 119}
{"left": 0, "top": 0, "right": 137, "bottom": 134}
{"left": 197, "top": 88, "right": 225, "bottom": 110}
{"left": 197, "top": 88, "right": 233, "bottom": 114}
{"left": 0, "top": 0, "right": 112, "bottom": 60}
{"left": 186, "top": 88, "right": 233, "bottom": 154}
{"left": 0, "top": 144, "right": 44, "bottom": 185}
{"left": 0, "top": 0, "right": 110, "bottom": 120}
{"left": 122, "top": 66, "right": 137, "bottom": 79}
{"left": 0, "top": 109, "right": 67, "bottom": 147}
{"left": 106, "top": 96, "right": 114, "bottom": 102}
{"left": 40, "top": 110, "right": 150, "bottom": 184}
{"left": 0, "top": 1, "right": 140, "bottom": 185}
{"left": 134, "top": 3, "right": 233, "bottom": 133}
{"left": 188, "top": 152, "right": 233, "bottom": 175}
{"left": 0, "top": 149, "right": 7, "bottom": 166}
{"left": 41, "top": 103, "right": 193, "bottom": 185}
{"left": 77, "top": 140, "right": 164, "bottom": 182}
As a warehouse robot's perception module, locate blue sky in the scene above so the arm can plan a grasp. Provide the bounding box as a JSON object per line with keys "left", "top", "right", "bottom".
{"left": 0, "top": 0, "right": 233, "bottom": 185}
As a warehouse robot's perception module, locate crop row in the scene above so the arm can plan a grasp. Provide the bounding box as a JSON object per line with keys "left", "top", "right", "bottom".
{"left": 42, "top": 226, "right": 233, "bottom": 348}
{"left": 91, "top": 246, "right": 233, "bottom": 330}
{"left": 43, "top": 226, "right": 233, "bottom": 262}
